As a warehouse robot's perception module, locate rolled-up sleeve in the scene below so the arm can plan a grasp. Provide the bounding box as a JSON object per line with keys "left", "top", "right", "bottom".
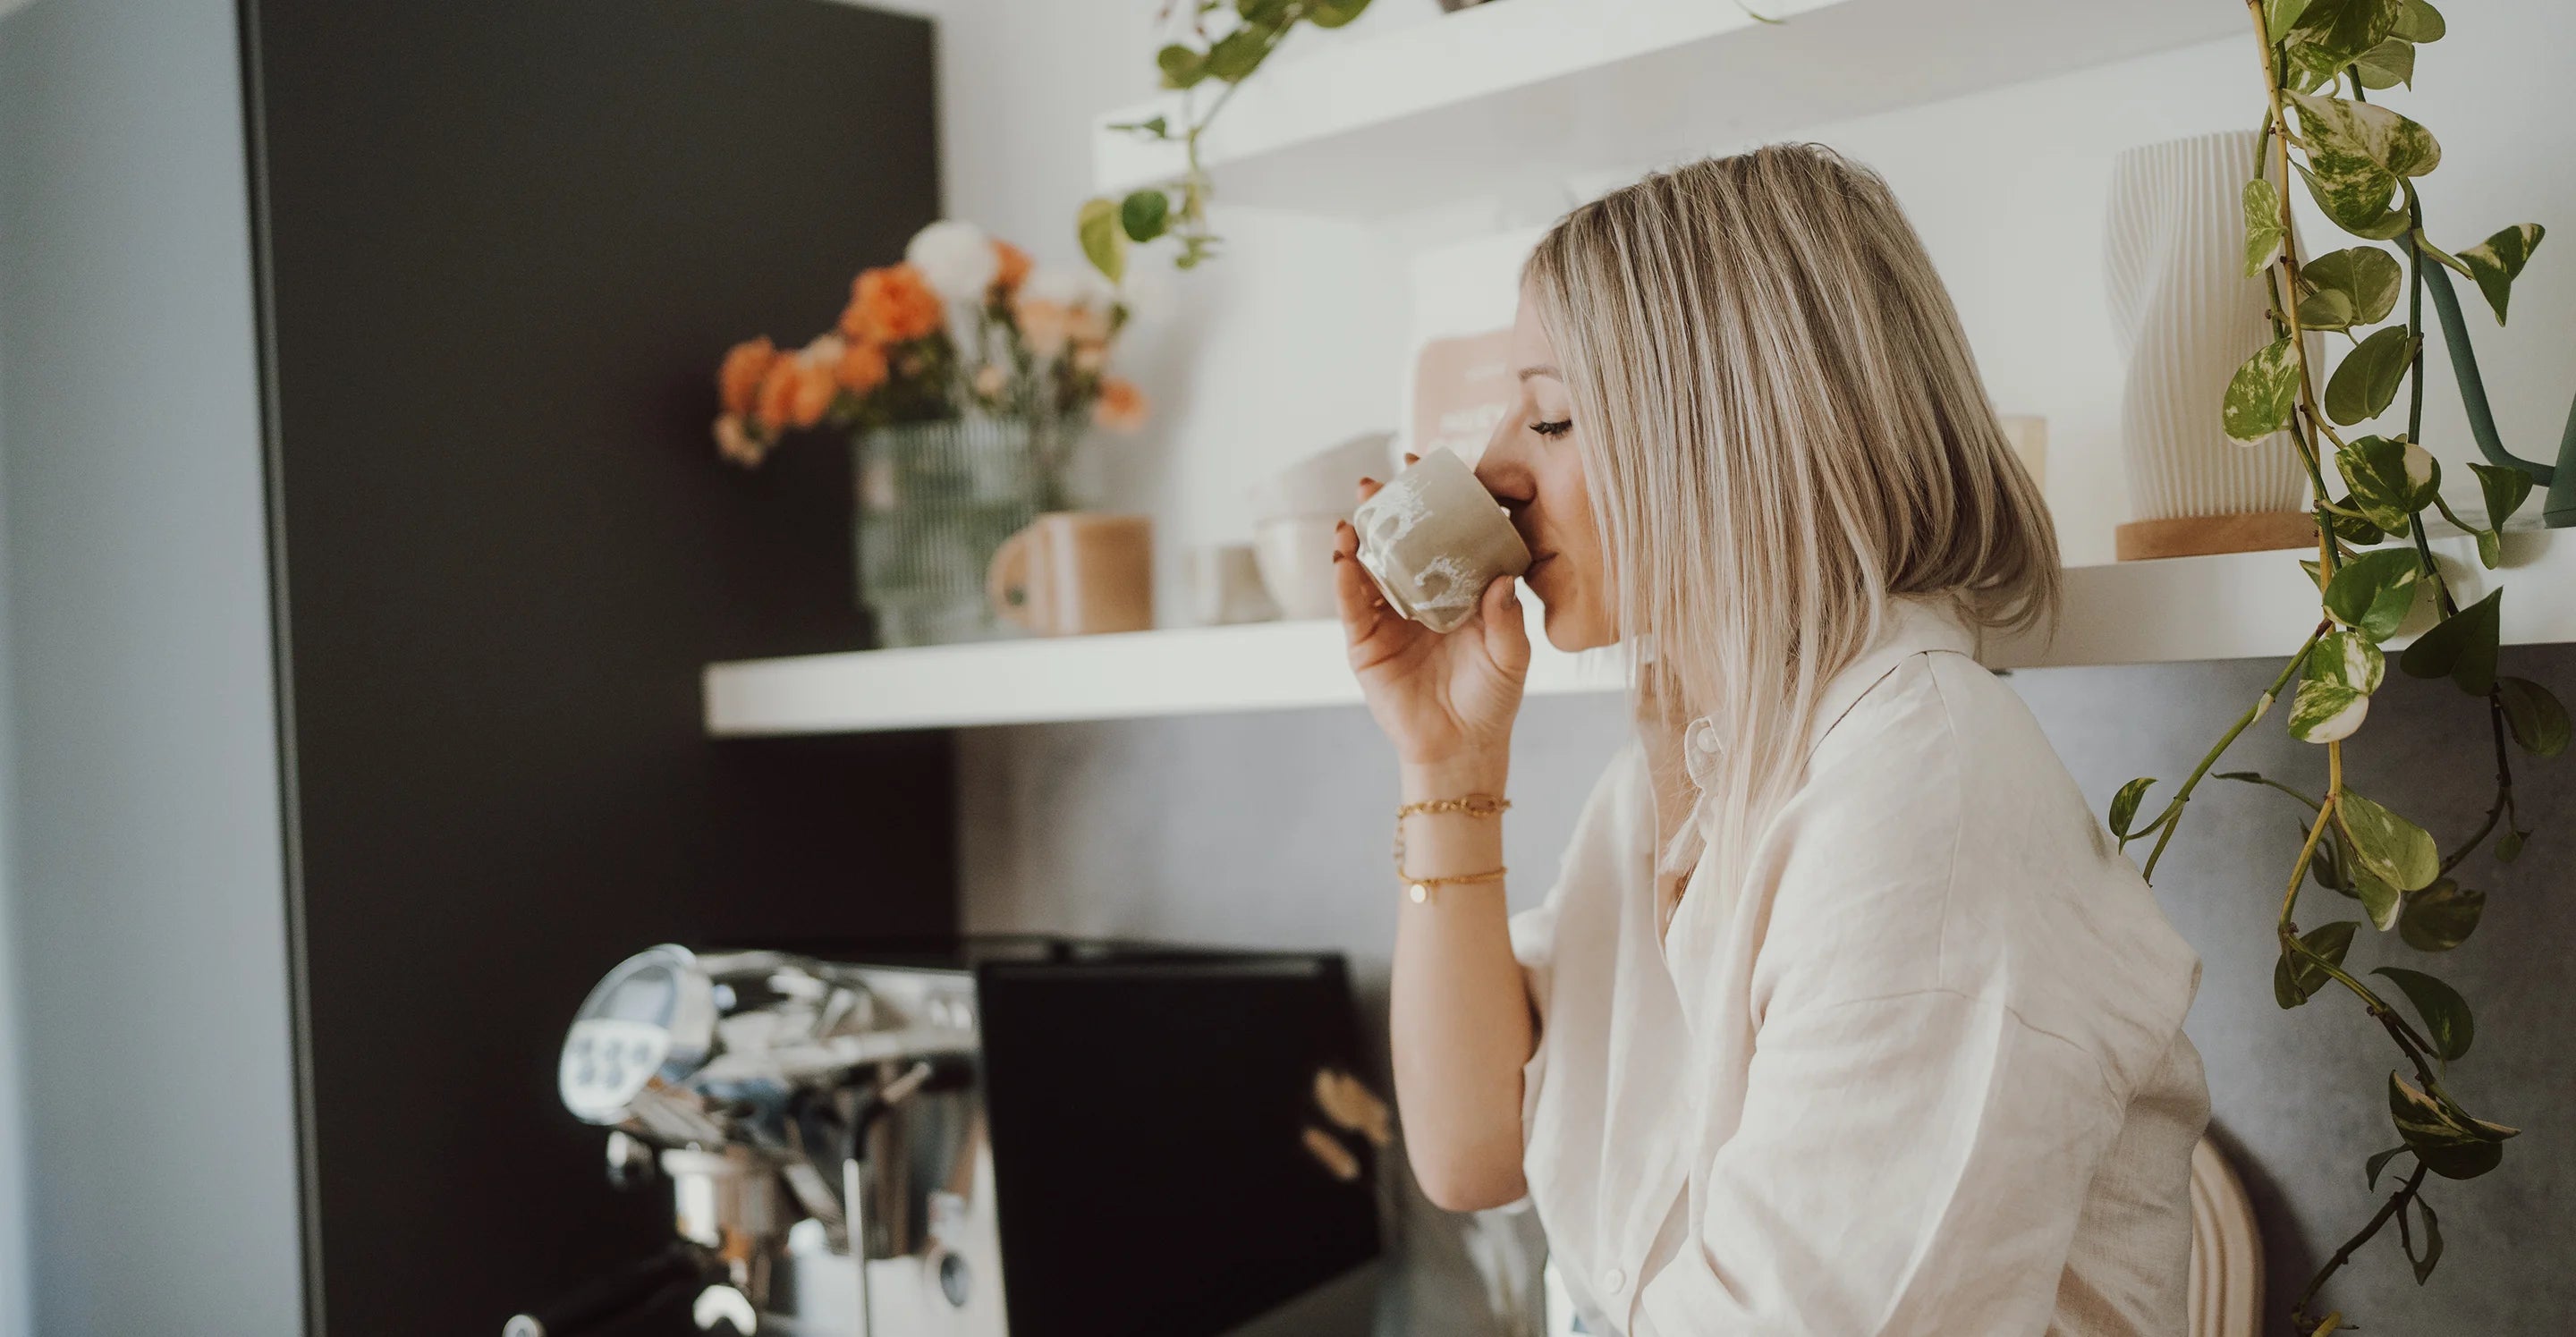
{"left": 1637, "top": 987, "right": 2123, "bottom": 1336}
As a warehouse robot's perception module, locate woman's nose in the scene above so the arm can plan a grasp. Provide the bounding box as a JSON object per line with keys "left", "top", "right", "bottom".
{"left": 1475, "top": 441, "right": 1534, "bottom": 506}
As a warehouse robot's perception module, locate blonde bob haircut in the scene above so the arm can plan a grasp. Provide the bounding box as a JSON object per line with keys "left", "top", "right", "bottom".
{"left": 1523, "top": 144, "right": 2057, "bottom": 869}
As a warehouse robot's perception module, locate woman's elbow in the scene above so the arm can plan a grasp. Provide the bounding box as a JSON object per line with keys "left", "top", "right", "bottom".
{"left": 1408, "top": 1146, "right": 1527, "bottom": 1213}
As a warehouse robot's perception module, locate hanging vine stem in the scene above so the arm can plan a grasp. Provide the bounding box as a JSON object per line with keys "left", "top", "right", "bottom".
{"left": 2109, "top": 2, "right": 2567, "bottom": 1330}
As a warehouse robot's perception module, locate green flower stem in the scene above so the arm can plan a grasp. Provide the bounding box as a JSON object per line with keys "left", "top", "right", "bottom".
{"left": 2442, "top": 693, "right": 2517, "bottom": 873}
{"left": 2292, "top": 1161, "right": 2429, "bottom": 1333}
{"left": 2280, "top": 735, "right": 2344, "bottom": 932}
{"left": 2139, "top": 622, "right": 2325, "bottom": 884}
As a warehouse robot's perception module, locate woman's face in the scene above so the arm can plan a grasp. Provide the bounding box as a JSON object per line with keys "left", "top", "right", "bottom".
{"left": 1478, "top": 289, "right": 1617, "bottom": 652}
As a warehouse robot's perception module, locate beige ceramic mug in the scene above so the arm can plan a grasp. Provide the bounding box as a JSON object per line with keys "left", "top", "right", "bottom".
{"left": 987, "top": 512, "right": 1154, "bottom": 636}
{"left": 1351, "top": 448, "right": 1530, "bottom": 634}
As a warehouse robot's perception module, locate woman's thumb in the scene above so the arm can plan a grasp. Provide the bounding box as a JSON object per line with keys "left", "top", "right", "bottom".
{"left": 1479, "top": 576, "right": 1531, "bottom": 675}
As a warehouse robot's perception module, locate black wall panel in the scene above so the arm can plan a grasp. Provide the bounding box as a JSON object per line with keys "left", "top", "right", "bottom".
{"left": 239, "top": 2, "right": 952, "bottom": 1331}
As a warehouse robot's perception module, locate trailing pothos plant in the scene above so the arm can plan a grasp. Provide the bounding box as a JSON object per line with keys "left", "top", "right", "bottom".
{"left": 1076, "top": 0, "right": 1374, "bottom": 282}
{"left": 2107, "top": 2, "right": 2572, "bottom": 1333}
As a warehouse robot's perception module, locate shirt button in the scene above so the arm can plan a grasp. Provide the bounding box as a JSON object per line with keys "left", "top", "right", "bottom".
{"left": 1599, "top": 1266, "right": 1627, "bottom": 1293}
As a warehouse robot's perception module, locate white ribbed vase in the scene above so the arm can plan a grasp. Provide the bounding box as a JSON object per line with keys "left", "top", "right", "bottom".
{"left": 2105, "top": 131, "right": 2307, "bottom": 523}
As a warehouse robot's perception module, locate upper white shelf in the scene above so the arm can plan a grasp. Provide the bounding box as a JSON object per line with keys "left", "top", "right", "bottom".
{"left": 1090, "top": 0, "right": 2245, "bottom": 218}
{"left": 705, "top": 530, "right": 2575, "bottom": 736}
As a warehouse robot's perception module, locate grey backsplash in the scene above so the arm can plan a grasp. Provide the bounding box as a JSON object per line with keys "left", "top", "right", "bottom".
{"left": 958, "top": 642, "right": 2576, "bottom": 1336}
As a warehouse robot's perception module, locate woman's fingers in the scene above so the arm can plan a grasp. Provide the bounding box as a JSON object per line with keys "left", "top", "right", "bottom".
{"left": 1476, "top": 575, "right": 1532, "bottom": 678}
{"left": 1332, "top": 520, "right": 1393, "bottom": 653}
{"left": 1355, "top": 475, "right": 1384, "bottom": 505}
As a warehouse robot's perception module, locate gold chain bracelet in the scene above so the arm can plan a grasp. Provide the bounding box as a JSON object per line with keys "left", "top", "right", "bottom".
{"left": 1394, "top": 793, "right": 1510, "bottom": 904}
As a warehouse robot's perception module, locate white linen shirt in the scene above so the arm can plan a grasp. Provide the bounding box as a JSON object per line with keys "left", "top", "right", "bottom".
{"left": 1511, "top": 597, "right": 2208, "bottom": 1337}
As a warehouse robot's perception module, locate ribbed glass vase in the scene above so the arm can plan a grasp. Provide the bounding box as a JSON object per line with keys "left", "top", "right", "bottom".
{"left": 852, "top": 415, "right": 1079, "bottom": 647}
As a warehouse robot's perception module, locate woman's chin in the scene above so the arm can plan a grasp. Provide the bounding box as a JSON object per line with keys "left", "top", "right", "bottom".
{"left": 1535, "top": 599, "right": 1617, "bottom": 654}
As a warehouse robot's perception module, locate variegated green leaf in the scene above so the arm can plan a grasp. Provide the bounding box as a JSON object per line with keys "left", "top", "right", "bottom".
{"left": 2294, "top": 159, "right": 2409, "bottom": 239}
{"left": 2414, "top": 229, "right": 2473, "bottom": 278}
{"left": 2457, "top": 224, "right": 2544, "bottom": 326}
{"left": 2335, "top": 433, "right": 2437, "bottom": 532}
{"left": 2302, "top": 246, "right": 2404, "bottom": 326}
{"left": 2289, "top": 90, "right": 2442, "bottom": 180}
{"left": 2471, "top": 461, "right": 2536, "bottom": 530}
{"left": 2291, "top": 681, "right": 2370, "bottom": 742}
{"left": 2108, "top": 776, "right": 2157, "bottom": 840}
{"left": 2390, "top": 1072, "right": 2512, "bottom": 1180}
{"left": 2496, "top": 827, "right": 2525, "bottom": 863}
{"left": 2374, "top": 966, "right": 2474, "bottom": 1059}
{"left": 2244, "top": 178, "right": 2285, "bottom": 276}
{"left": 2341, "top": 788, "right": 2441, "bottom": 893}
{"left": 2391, "top": 0, "right": 2444, "bottom": 42}
{"left": 2310, "top": 628, "right": 2387, "bottom": 693}
{"left": 2366, "top": 1145, "right": 2411, "bottom": 1189}
{"left": 2323, "top": 548, "right": 2423, "bottom": 640}
{"left": 2275, "top": 919, "right": 2358, "bottom": 1008}
{"left": 2224, "top": 336, "right": 2301, "bottom": 442}
{"left": 1155, "top": 43, "right": 1208, "bottom": 89}
{"left": 2354, "top": 36, "right": 2415, "bottom": 89}
{"left": 1307, "top": 0, "right": 1371, "bottom": 28}
{"left": 2398, "top": 588, "right": 2500, "bottom": 695}
{"left": 2399, "top": 878, "right": 2484, "bottom": 952}
{"left": 2325, "top": 326, "right": 2420, "bottom": 425}
{"left": 2497, "top": 676, "right": 2570, "bottom": 757}
{"left": 2264, "top": 0, "right": 2315, "bottom": 41}
{"left": 2407, "top": 1195, "right": 2444, "bottom": 1284}
{"left": 2284, "top": 0, "right": 2407, "bottom": 82}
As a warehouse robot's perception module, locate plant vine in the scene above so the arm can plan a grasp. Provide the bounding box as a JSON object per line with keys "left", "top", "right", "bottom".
{"left": 2104, "top": 2, "right": 2572, "bottom": 1332}
{"left": 1076, "top": 0, "right": 1374, "bottom": 282}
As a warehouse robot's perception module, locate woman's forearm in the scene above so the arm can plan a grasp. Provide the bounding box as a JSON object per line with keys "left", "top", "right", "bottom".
{"left": 1389, "top": 754, "right": 1535, "bottom": 1213}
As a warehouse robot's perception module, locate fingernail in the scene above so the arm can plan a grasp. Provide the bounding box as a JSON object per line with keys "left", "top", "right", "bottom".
{"left": 1359, "top": 477, "right": 1377, "bottom": 487}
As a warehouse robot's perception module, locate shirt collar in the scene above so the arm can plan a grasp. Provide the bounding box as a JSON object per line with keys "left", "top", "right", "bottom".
{"left": 1674, "top": 594, "right": 1982, "bottom": 785}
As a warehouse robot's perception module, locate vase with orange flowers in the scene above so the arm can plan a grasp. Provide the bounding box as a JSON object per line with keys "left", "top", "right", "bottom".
{"left": 714, "top": 220, "right": 1149, "bottom": 647}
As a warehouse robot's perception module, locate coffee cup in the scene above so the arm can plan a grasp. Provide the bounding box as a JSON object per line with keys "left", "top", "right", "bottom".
{"left": 987, "top": 512, "right": 1154, "bottom": 637}
{"left": 1350, "top": 448, "right": 1530, "bottom": 634}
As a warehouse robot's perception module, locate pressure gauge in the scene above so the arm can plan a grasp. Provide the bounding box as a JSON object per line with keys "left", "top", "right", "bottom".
{"left": 558, "top": 944, "right": 719, "bottom": 1125}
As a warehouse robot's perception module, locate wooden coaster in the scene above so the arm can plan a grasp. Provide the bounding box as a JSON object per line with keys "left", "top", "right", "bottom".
{"left": 2115, "top": 511, "right": 2317, "bottom": 561}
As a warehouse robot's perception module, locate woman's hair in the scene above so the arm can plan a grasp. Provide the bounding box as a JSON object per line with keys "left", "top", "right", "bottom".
{"left": 1522, "top": 144, "right": 2056, "bottom": 869}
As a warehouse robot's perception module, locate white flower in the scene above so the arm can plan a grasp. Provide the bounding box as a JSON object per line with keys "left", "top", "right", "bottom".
{"left": 905, "top": 220, "right": 998, "bottom": 299}
{"left": 1020, "top": 263, "right": 1115, "bottom": 311}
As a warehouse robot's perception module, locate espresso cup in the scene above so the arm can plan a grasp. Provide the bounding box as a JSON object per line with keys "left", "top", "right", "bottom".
{"left": 987, "top": 512, "right": 1154, "bottom": 637}
{"left": 1350, "top": 448, "right": 1530, "bottom": 634}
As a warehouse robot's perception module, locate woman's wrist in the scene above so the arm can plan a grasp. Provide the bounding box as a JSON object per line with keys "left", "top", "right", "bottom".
{"left": 1400, "top": 752, "right": 1511, "bottom": 804}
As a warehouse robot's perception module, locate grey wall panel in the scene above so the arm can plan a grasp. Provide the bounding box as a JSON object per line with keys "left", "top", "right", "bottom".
{"left": 0, "top": 2, "right": 303, "bottom": 1334}
{"left": 962, "top": 645, "right": 2576, "bottom": 1335}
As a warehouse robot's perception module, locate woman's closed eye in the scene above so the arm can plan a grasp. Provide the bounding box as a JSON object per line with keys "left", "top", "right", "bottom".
{"left": 1530, "top": 418, "right": 1572, "bottom": 439}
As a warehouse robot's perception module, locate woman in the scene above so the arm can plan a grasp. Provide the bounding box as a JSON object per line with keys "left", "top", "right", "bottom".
{"left": 1330, "top": 146, "right": 2207, "bottom": 1336}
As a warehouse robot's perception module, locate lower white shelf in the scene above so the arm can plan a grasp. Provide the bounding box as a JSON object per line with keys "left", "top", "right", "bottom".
{"left": 704, "top": 529, "right": 2574, "bottom": 736}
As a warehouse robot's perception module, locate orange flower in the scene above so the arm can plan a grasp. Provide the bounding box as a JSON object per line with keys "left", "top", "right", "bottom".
{"left": 840, "top": 263, "right": 945, "bottom": 344}
{"left": 758, "top": 351, "right": 837, "bottom": 430}
{"left": 971, "top": 364, "right": 1007, "bottom": 400}
{"left": 718, "top": 336, "right": 778, "bottom": 417}
{"left": 992, "top": 239, "right": 1032, "bottom": 292}
{"left": 1093, "top": 377, "right": 1148, "bottom": 432}
{"left": 714, "top": 414, "right": 769, "bottom": 467}
{"left": 1014, "top": 298, "right": 1072, "bottom": 359}
{"left": 836, "top": 339, "right": 889, "bottom": 395}
{"left": 1065, "top": 306, "right": 1111, "bottom": 346}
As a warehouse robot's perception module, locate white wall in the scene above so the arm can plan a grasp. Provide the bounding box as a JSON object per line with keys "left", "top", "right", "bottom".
{"left": 0, "top": 1, "right": 304, "bottom": 1333}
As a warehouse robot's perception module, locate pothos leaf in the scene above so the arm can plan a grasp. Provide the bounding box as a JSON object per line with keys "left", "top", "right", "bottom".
{"left": 2224, "top": 336, "right": 2301, "bottom": 442}
{"left": 1155, "top": 43, "right": 1208, "bottom": 89}
{"left": 2457, "top": 224, "right": 2545, "bottom": 326}
{"left": 2365, "top": 1144, "right": 2411, "bottom": 1189}
{"left": 2399, "top": 878, "right": 2484, "bottom": 952}
{"left": 2311, "top": 628, "right": 2389, "bottom": 693}
{"left": 2391, "top": 0, "right": 2444, "bottom": 43}
{"left": 2295, "top": 159, "right": 2411, "bottom": 239}
{"left": 2302, "top": 246, "right": 2405, "bottom": 326}
{"left": 2244, "top": 178, "right": 2285, "bottom": 276}
{"left": 2373, "top": 966, "right": 2475, "bottom": 1059}
{"left": 2496, "top": 828, "right": 2526, "bottom": 863}
{"left": 2290, "top": 681, "right": 2370, "bottom": 743}
{"left": 2275, "top": 919, "right": 2360, "bottom": 1008}
{"left": 2335, "top": 434, "right": 2437, "bottom": 533}
{"left": 2322, "top": 549, "right": 2424, "bottom": 641}
{"left": 1204, "top": 23, "right": 1274, "bottom": 81}
{"left": 2264, "top": 0, "right": 2315, "bottom": 41}
{"left": 1076, "top": 197, "right": 1127, "bottom": 283}
{"left": 2407, "top": 1194, "right": 2444, "bottom": 1284}
{"left": 2324, "top": 325, "right": 2421, "bottom": 425}
{"left": 2340, "top": 788, "right": 2442, "bottom": 893}
{"left": 2354, "top": 36, "right": 2415, "bottom": 89}
{"left": 2109, "top": 777, "right": 2158, "bottom": 839}
{"left": 2288, "top": 90, "right": 2443, "bottom": 181}
{"left": 1307, "top": 0, "right": 1372, "bottom": 28}
{"left": 1119, "top": 189, "right": 1170, "bottom": 244}
{"left": 2470, "top": 461, "right": 2537, "bottom": 530}
{"left": 2284, "top": 0, "right": 2407, "bottom": 82}
{"left": 2496, "top": 676, "right": 2571, "bottom": 757}
{"left": 2387, "top": 1071, "right": 2514, "bottom": 1180}
{"left": 2397, "top": 588, "right": 2500, "bottom": 695}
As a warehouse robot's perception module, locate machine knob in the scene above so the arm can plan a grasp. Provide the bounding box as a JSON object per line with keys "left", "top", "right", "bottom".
{"left": 604, "top": 1130, "right": 655, "bottom": 1189}
{"left": 691, "top": 1283, "right": 760, "bottom": 1334}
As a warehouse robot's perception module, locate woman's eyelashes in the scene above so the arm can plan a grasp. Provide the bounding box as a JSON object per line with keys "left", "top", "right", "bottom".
{"left": 1530, "top": 418, "right": 1572, "bottom": 439}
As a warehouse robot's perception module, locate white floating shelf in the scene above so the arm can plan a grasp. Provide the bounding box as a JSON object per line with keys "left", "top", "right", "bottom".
{"left": 1091, "top": 0, "right": 2244, "bottom": 218}
{"left": 705, "top": 530, "right": 2575, "bottom": 736}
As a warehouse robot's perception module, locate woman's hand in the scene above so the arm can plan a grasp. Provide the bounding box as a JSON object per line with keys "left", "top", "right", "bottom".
{"left": 1334, "top": 468, "right": 1530, "bottom": 790}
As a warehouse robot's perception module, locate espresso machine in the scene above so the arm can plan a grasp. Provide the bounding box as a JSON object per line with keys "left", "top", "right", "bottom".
{"left": 508, "top": 939, "right": 1383, "bottom": 1337}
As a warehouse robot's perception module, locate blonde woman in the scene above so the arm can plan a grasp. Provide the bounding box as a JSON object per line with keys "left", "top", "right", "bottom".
{"left": 1332, "top": 145, "right": 2207, "bottom": 1336}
